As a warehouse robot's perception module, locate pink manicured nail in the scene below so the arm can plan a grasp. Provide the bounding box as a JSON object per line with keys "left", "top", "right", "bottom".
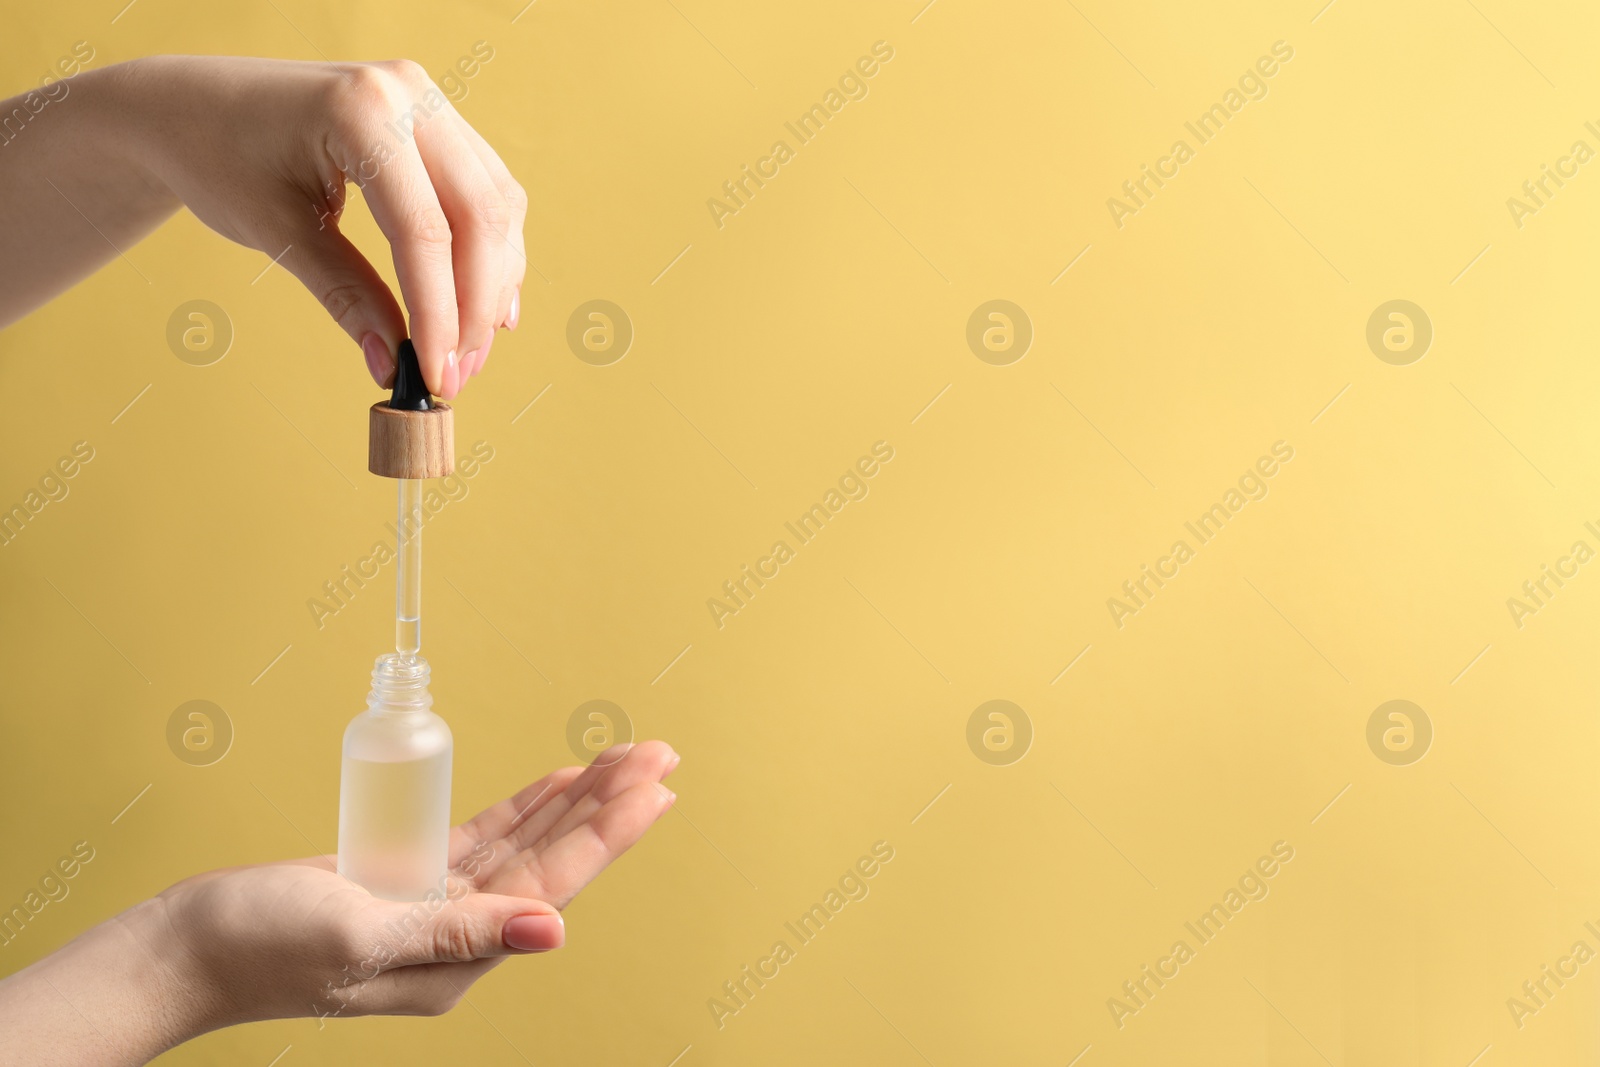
{"left": 361, "top": 333, "right": 394, "bottom": 388}
{"left": 503, "top": 913, "right": 564, "bottom": 953}
{"left": 508, "top": 289, "right": 520, "bottom": 330}
{"left": 435, "top": 349, "right": 455, "bottom": 398}
{"left": 473, "top": 335, "right": 493, "bottom": 377}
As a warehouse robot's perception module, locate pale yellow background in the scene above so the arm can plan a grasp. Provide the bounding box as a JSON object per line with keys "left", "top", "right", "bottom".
{"left": 4, "top": 0, "right": 1600, "bottom": 1063}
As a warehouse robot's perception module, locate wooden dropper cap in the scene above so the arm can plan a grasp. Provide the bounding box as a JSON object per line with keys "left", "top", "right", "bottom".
{"left": 368, "top": 340, "right": 455, "bottom": 479}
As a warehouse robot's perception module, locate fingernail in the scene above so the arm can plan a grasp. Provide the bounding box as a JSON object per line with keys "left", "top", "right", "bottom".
{"left": 473, "top": 335, "right": 493, "bottom": 377}
{"left": 462, "top": 348, "right": 481, "bottom": 376}
{"left": 666, "top": 753, "right": 681, "bottom": 774}
{"left": 508, "top": 290, "right": 520, "bottom": 330}
{"left": 361, "top": 333, "right": 394, "bottom": 388}
{"left": 442, "top": 350, "right": 460, "bottom": 398}
{"left": 503, "top": 913, "right": 564, "bottom": 953}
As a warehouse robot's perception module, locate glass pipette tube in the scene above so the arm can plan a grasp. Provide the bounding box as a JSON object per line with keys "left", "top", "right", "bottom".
{"left": 396, "top": 478, "right": 421, "bottom": 660}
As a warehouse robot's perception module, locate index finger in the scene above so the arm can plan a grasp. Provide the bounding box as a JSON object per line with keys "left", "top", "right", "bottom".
{"left": 355, "top": 137, "right": 460, "bottom": 396}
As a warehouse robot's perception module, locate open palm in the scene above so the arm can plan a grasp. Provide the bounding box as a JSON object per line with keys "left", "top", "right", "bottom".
{"left": 158, "top": 741, "right": 679, "bottom": 1027}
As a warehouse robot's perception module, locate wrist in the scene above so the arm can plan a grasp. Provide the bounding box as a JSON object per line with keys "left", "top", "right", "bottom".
{"left": 79, "top": 59, "right": 186, "bottom": 212}
{"left": 118, "top": 890, "right": 236, "bottom": 1046}
{"left": 0, "top": 892, "right": 222, "bottom": 1066}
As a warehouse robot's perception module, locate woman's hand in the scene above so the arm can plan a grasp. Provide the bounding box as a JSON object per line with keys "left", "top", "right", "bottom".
{"left": 0, "top": 742, "right": 679, "bottom": 1066}
{"left": 0, "top": 55, "right": 527, "bottom": 398}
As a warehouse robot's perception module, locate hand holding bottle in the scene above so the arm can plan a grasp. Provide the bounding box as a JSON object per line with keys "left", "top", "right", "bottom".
{"left": 0, "top": 742, "right": 680, "bottom": 1066}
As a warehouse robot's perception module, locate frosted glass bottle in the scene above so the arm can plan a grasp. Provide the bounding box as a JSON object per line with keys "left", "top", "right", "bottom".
{"left": 338, "top": 653, "right": 453, "bottom": 901}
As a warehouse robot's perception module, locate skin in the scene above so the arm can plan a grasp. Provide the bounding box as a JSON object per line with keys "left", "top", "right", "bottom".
{"left": 0, "top": 54, "right": 601, "bottom": 1059}
{"left": 0, "top": 55, "right": 528, "bottom": 397}
{"left": 0, "top": 741, "right": 680, "bottom": 1065}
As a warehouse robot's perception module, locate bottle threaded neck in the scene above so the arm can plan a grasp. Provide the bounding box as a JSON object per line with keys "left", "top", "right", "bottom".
{"left": 368, "top": 652, "right": 433, "bottom": 712}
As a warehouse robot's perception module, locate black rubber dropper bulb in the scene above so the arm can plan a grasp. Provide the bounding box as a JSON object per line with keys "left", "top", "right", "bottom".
{"left": 389, "top": 339, "right": 432, "bottom": 411}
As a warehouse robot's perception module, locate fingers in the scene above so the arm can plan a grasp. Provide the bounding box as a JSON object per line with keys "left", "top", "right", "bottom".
{"left": 375, "top": 890, "right": 565, "bottom": 969}
{"left": 480, "top": 746, "right": 634, "bottom": 859}
{"left": 324, "top": 65, "right": 459, "bottom": 397}
{"left": 451, "top": 115, "right": 528, "bottom": 377}
{"left": 319, "top": 62, "right": 524, "bottom": 397}
{"left": 362, "top": 957, "right": 502, "bottom": 1017}
{"left": 489, "top": 742, "right": 677, "bottom": 867}
{"left": 537, "top": 741, "right": 679, "bottom": 848}
{"left": 488, "top": 779, "right": 677, "bottom": 908}
{"left": 448, "top": 765, "right": 584, "bottom": 867}
{"left": 279, "top": 224, "right": 407, "bottom": 388}
{"left": 355, "top": 137, "right": 461, "bottom": 398}
{"left": 458, "top": 743, "right": 678, "bottom": 890}
{"left": 412, "top": 114, "right": 506, "bottom": 391}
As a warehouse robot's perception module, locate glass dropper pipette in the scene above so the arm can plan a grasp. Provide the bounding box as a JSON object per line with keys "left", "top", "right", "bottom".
{"left": 396, "top": 477, "right": 421, "bottom": 660}
{"left": 383, "top": 339, "right": 434, "bottom": 664}
{"left": 340, "top": 337, "right": 455, "bottom": 901}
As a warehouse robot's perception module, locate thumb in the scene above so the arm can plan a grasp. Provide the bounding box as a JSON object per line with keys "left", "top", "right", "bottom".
{"left": 374, "top": 891, "right": 565, "bottom": 967}
{"left": 279, "top": 225, "right": 409, "bottom": 389}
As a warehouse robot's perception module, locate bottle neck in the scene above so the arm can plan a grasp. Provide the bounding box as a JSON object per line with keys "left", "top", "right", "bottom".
{"left": 368, "top": 652, "right": 434, "bottom": 714}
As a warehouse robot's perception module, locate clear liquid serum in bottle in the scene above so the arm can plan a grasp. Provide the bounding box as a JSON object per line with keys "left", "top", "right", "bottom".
{"left": 338, "top": 652, "right": 452, "bottom": 900}
{"left": 338, "top": 341, "right": 456, "bottom": 901}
